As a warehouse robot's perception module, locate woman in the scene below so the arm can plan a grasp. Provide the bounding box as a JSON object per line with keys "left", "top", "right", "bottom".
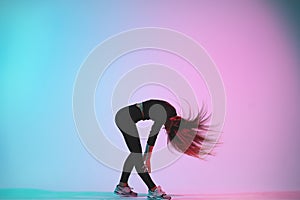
{"left": 114, "top": 99, "right": 214, "bottom": 199}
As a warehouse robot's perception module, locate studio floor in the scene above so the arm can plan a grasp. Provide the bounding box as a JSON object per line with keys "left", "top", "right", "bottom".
{"left": 0, "top": 189, "right": 300, "bottom": 200}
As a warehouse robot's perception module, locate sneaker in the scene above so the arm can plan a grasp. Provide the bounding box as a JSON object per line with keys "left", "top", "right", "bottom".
{"left": 148, "top": 186, "right": 171, "bottom": 199}
{"left": 114, "top": 184, "right": 138, "bottom": 197}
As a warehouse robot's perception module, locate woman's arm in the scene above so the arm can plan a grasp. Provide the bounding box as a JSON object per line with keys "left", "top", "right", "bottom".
{"left": 144, "top": 144, "right": 154, "bottom": 159}
{"left": 143, "top": 144, "right": 154, "bottom": 173}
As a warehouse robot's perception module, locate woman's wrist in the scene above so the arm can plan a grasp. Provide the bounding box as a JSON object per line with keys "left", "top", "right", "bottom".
{"left": 144, "top": 144, "right": 154, "bottom": 160}
{"left": 144, "top": 153, "right": 152, "bottom": 161}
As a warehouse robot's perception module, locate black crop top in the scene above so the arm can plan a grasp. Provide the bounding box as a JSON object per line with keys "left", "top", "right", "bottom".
{"left": 129, "top": 99, "right": 177, "bottom": 146}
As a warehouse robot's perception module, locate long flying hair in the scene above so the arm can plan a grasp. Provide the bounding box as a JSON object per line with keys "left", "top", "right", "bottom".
{"left": 165, "top": 106, "right": 218, "bottom": 159}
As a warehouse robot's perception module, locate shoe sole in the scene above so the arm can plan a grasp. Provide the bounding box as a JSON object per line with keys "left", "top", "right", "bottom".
{"left": 114, "top": 191, "right": 138, "bottom": 197}
{"left": 147, "top": 195, "right": 171, "bottom": 199}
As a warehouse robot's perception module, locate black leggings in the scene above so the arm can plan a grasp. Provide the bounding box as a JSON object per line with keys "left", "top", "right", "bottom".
{"left": 115, "top": 106, "right": 156, "bottom": 190}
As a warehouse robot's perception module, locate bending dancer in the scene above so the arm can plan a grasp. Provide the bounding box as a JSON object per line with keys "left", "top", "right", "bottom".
{"left": 114, "top": 99, "right": 215, "bottom": 199}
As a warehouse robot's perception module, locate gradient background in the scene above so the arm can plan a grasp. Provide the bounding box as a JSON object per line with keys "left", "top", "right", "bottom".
{"left": 1, "top": 0, "right": 300, "bottom": 195}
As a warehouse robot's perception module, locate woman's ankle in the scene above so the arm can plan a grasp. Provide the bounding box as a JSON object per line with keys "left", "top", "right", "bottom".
{"left": 119, "top": 182, "right": 128, "bottom": 187}
{"left": 150, "top": 186, "right": 157, "bottom": 191}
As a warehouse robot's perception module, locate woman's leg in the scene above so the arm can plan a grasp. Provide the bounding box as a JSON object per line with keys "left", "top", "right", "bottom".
{"left": 119, "top": 153, "right": 134, "bottom": 185}
{"left": 115, "top": 107, "right": 156, "bottom": 189}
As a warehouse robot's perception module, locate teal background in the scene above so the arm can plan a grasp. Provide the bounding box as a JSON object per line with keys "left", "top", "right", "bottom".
{"left": 0, "top": 0, "right": 123, "bottom": 191}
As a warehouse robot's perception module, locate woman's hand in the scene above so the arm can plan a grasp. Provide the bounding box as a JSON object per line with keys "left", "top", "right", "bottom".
{"left": 143, "top": 155, "right": 152, "bottom": 173}
{"left": 143, "top": 144, "right": 154, "bottom": 173}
